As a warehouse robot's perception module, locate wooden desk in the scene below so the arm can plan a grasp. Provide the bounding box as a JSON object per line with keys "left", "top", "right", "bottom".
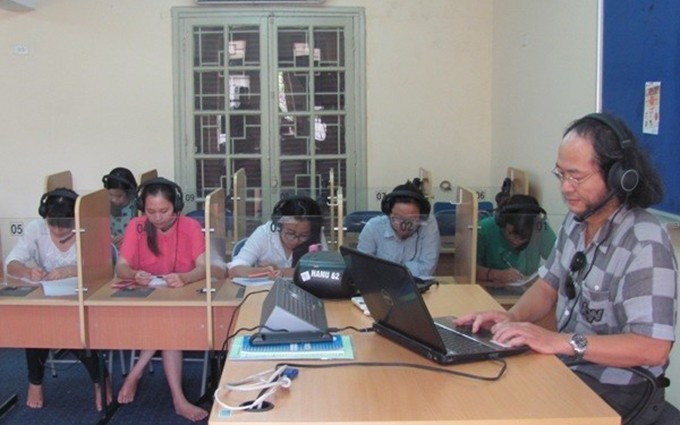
{"left": 208, "top": 284, "right": 618, "bottom": 424}
{"left": 0, "top": 286, "right": 81, "bottom": 349}
{"left": 84, "top": 280, "right": 242, "bottom": 350}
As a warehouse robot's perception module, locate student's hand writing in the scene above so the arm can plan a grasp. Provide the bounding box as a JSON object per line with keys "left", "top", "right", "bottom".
{"left": 163, "top": 273, "right": 185, "bottom": 288}
{"left": 134, "top": 271, "right": 152, "bottom": 286}
{"left": 454, "top": 310, "right": 511, "bottom": 334}
{"left": 43, "top": 266, "right": 77, "bottom": 281}
{"left": 254, "top": 264, "right": 282, "bottom": 279}
{"left": 28, "top": 267, "right": 47, "bottom": 282}
{"left": 493, "top": 268, "right": 524, "bottom": 284}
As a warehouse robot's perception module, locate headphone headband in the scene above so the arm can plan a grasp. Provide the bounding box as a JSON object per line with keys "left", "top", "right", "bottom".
{"left": 39, "top": 188, "right": 78, "bottom": 218}
{"left": 583, "top": 113, "right": 632, "bottom": 150}
{"left": 271, "top": 195, "right": 323, "bottom": 225}
{"left": 136, "top": 177, "right": 184, "bottom": 213}
{"left": 381, "top": 189, "right": 431, "bottom": 216}
{"left": 102, "top": 173, "right": 134, "bottom": 190}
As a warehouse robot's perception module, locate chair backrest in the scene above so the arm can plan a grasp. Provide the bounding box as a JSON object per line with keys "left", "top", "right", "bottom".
{"left": 232, "top": 237, "right": 248, "bottom": 258}
{"left": 478, "top": 201, "right": 494, "bottom": 219}
{"left": 343, "top": 210, "right": 382, "bottom": 233}
{"left": 435, "top": 208, "right": 456, "bottom": 236}
{"left": 185, "top": 209, "right": 206, "bottom": 227}
{"left": 433, "top": 201, "right": 456, "bottom": 215}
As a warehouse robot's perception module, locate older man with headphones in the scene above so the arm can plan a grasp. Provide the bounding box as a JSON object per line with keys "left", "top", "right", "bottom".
{"left": 357, "top": 180, "right": 440, "bottom": 277}
{"left": 456, "top": 113, "right": 677, "bottom": 425}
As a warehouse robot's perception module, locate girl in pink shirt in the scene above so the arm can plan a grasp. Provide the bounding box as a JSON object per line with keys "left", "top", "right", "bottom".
{"left": 115, "top": 177, "right": 207, "bottom": 422}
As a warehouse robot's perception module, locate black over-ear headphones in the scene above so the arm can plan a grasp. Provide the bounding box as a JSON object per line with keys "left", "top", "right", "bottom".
{"left": 495, "top": 177, "right": 512, "bottom": 206}
{"left": 102, "top": 173, "right": 134, "bottom": 190}
{"left": 270, "top": 195, "right": 322, "bottom": 227}
{"left": 135, "top": 177, "right": 184, "bottom": 213}
{"left": 38, "top": 188, "right": 79, "bottom": 218}
{"left": 380, "top": 190, "right": 431, "bottom": 216}
{"left": 494, "top": 203, "right": 546, "bottom": 228}
{"left": 584, "top": 113, "right": 640, "bottom": 195}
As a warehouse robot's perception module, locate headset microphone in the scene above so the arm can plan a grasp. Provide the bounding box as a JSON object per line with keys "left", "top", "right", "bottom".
{"left": 574, "top": 190, "right": 616, "bottom": 223}
{"left": 59, "top": 232, "right": 76, "bottom": 244}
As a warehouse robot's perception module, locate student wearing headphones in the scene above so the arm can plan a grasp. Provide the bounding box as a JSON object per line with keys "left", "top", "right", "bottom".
{"left": 5, "top": 188, "right": 111, "bottom": 411}
{"left": 102, "top": 167, "right": 138, "bottom": 248}
{"left": 228, "top": 195, "right": 325, "bottom": 278}
{"left": 115, "top": 177, "right": 208, "bottom": 422}
{"left": 477, "top": 194, "right": 556, "bottom": 284}
{"left": 456, "top": 113, "right": 677, "bottom": 425}
{"left": 357, "top": 180, "right": 440, "bottom": 277}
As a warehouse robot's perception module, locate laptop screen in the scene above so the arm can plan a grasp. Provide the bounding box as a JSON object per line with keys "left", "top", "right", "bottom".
{"left": 340, "top": 246, "right": 447, "bottom": 353}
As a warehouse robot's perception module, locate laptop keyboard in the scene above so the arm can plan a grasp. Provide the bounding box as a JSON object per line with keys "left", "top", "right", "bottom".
{"left": 437, "top": 327, "right": 492, "bottom": 354}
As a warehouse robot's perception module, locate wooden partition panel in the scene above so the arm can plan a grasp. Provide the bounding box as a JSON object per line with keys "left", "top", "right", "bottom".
{"left": 205, "top": 187, "right": 228, "bottom": 347}
{"left": 453, "top": 187, "right": 478, "bottom": 284}
{"left": 44, "top": 170, "right": 73, "bottom": 192}
{"left": 76, "top": 189, "right": 114, "bottom": 291}
{"left": 507, "top": 167, "right": 529, "bottom": 195}
{"left": 138, "top": 169, "right": 158, "bottom": 185}
{"left": 418, "top": 167, "right": 433, "bottom": 199}
{"left": 75, "top": 189, "right": 114, "bottom": 346}
{"left": 232, "top": 168, "right": 247, "bottom": 243}
{"left": 0, "top": 229, "right": 3, "bottom": 282}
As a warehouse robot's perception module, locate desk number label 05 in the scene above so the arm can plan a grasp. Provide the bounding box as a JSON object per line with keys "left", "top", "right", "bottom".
{"left": 9, "top": 221, "right": 24, "bottom": 236}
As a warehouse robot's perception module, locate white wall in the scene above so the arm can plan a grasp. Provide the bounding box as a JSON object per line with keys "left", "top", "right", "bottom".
{"left": 0, "top": 0, "right": 195, "bottom": 218}
{"left": 491, "top": 0, "right": 598, "bottom": 218}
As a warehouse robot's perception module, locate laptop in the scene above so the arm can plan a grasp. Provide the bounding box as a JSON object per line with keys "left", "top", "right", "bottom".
{"left": 340, "top": 246, "right": 528, "bottom": 365}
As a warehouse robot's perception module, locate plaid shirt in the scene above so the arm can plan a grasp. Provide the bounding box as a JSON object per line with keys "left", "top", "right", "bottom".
{"left": 539, "top": 207, "right": 677, "bottom": 385}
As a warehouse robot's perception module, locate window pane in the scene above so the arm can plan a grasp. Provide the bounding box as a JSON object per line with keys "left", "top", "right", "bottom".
{"left": 194, "top": 26, "right": 224, "bottom": 67}
{"left": 194, "top": 114, "right": 226, "bottom": 155}
{"left": 195, "top": 158, "right": 227, "bottom": 199}
{"left": 314, "top": 27, "right": 344, "bottom": 67}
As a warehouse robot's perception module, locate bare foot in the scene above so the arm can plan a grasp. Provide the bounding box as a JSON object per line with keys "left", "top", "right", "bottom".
{"left": 117, "top": 375, "right": 140, "bottom": 404}
{"left": 94, "top": 377, "right": 113, "bottom": 411}
{"left": 26, "top": 383, "right": 44, "bottom": 409}
{"left": 174, "top": 399, "right": 208, "bottom": 422}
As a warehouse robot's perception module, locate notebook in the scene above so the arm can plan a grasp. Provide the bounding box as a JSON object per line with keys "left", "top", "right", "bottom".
{"left": 340, "top": 246, "right": 528, "bottom": 365}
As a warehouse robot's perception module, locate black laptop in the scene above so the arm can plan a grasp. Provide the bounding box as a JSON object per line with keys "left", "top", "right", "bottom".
{"left": 340, "top": 246, "right": 528, "bottom": 365}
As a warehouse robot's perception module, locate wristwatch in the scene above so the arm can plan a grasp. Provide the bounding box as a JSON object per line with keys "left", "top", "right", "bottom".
{"left": 569, "top": 333, "right": 588, "bottom": 361}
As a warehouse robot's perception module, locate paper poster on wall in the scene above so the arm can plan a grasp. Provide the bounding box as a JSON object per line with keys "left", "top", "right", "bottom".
{"left": 643, "top": 81, "right": 661, "bottom": 135}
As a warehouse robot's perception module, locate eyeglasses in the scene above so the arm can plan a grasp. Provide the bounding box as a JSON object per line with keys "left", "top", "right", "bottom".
{"left": 552, "top": 167, "right": 597, "bottom": 186}
{"left": 565, "top": 251, "right": 587, "bottom": 299}
{"left": 280, "top": 230, "right": 311, "bottom": 243}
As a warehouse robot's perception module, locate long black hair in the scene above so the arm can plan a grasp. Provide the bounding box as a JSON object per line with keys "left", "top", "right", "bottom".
{"left": 137, "top": 180, "right": 183, "bottom": 256}
{"left": 564, "top": 113, "right": 663, "bottom": 208}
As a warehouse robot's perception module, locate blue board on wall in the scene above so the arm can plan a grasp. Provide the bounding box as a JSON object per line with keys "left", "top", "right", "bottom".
{"left": 602, "top": 0, "right": 680, "bottom": 216}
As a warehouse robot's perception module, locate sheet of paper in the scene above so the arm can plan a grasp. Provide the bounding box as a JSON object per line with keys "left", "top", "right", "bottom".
{"left": 231, "top": 277, "right": 275, "bottom": 287}
{"left": 40, "top": 277, "right": 78, "bottom": 296}
{"left": 507, "top": 271, "right": 539, "bottom": 287}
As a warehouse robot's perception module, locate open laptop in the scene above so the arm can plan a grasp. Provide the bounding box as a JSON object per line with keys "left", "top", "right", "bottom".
{"left": 340, "top": 246, "right": 528, "bottom": 365}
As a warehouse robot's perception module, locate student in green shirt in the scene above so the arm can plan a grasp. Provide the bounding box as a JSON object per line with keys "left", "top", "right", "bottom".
{"left": 477, "top": 194, "right": 556, "bottom": 284}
